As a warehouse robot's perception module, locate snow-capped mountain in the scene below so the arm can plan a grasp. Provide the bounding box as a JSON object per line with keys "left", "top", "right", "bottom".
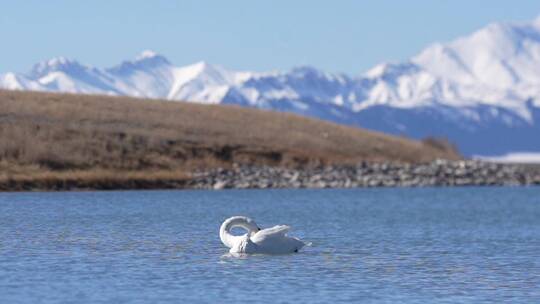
{"left": 2, "top": 16, "right": 540, "bottom": 156}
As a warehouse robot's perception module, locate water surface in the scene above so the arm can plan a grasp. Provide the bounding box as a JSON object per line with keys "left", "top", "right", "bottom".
{"left": 1, "top": 188, "right": 539, "bottom": 303}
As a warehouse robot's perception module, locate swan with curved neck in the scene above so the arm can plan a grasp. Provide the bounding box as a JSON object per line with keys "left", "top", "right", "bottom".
{"left": 219, "top": 216, "right": 306, "bottom": 254}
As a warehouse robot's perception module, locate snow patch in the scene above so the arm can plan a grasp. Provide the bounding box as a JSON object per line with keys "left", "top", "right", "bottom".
{"left": 136, "top": 50, "right": 159, "bottom": 60}
{"left": 476, "top": 152, "right": 540, "bottom": 163}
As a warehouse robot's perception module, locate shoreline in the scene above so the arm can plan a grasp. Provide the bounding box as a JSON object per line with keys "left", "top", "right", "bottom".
{"left": 1, "top": 160, "right": 539, "bottom": 192}
{"left": 190, "top": 160, "right": 540, "bottom": 190}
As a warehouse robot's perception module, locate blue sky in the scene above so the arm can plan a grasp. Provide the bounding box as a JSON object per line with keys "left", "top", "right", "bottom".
{"left": 2, "top": 0, "right": 540, "bottom": 75}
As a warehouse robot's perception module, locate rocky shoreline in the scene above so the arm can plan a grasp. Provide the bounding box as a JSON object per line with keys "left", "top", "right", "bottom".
{"left": 189, "top": 160, "right": 540, "bottom": 190}
{"left": 2, "top": 160, "right": 540, "bottom": 191}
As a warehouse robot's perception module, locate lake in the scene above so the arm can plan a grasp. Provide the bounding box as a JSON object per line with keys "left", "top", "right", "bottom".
{"left": 1, "top": 188, "right": 539, "bottom": 303}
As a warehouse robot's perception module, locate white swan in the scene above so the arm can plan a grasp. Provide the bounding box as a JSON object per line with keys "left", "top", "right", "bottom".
{"left": 219, "top": 216, "right": 306, "bottom": 254}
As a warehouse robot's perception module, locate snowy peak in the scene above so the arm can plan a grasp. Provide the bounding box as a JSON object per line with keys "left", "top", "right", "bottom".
{"left": 136, "top": 50, "right": 161, "bottom": 60}
{"left": 179, "top": 61, "right": 231, "bottom": 83}
{"left": 289, "top": 65, "right": 326, "bottom": 78}
{"left": 131, "top": 50, "right": 170, "bottom": 66}
{"left": 29, "top": 57, "right": 89, "bottom": 78}
{"left": 108, "top": 50, "right": 171, "bottom": 75}
{"left": 412, "top": 18, "right": 540, "bottom": 87}
{"left": 37, "top": 56, "right": 75, "bottom": 68}
{"left": 365, "top": 62, "right": 421, "bottom": 80}
{"left": 166, "top": 61, "right": 235, "bottom": 102}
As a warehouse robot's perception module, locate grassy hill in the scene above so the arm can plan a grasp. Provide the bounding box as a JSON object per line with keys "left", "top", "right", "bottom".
{"left": 0, "top": 90, "right": 460, "bottom": 190}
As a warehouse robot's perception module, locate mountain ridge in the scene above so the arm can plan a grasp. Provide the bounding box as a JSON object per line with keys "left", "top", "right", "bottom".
{"left": 2, "top": 17, "right": 540, "bottom": 156}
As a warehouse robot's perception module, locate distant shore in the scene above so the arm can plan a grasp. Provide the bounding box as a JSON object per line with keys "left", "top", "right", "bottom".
{"left": 2, "top": 91, "right": 537, "bottom": 192}
{"left": 2, "top": 160, "right": 539, "bottom": 192}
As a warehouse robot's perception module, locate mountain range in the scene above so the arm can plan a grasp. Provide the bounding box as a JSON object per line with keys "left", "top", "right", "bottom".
{"left": 2, "top": 16, "right": 540, "bottom": 156}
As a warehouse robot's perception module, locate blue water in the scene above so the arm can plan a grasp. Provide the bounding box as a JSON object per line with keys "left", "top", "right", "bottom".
{"left": 1, "top": 188, "right": 539, "bottom": 303}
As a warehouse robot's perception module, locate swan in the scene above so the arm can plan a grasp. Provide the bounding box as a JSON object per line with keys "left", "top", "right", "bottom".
{"left": 219, "top": 216, "right": 306, "bottom": 254}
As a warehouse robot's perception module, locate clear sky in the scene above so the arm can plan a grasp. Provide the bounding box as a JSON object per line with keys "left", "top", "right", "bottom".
{"left": 2, "top": 0, "right": 540, "bottom": 75}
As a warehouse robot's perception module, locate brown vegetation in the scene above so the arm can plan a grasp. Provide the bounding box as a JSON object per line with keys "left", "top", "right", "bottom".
{"left": 0, "top": 90, "right": 460, "bottom": 190}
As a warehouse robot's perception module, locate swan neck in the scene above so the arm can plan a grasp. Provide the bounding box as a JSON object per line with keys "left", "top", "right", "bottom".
{"left": 219, "top": 216, "right": 256, "bottom": 249}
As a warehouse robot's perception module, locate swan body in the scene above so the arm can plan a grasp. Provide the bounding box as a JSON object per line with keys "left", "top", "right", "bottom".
{"left": 219, "top": 216, "right": 306, "bottom": 254}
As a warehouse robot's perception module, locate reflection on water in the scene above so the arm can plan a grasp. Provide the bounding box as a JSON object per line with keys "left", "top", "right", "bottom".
{"left": 1, "top": 188, "right": 539, "bottom": 303}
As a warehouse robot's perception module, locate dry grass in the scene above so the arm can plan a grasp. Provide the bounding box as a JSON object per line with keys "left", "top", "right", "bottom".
{"left": 0, "top": 89, "right": 460, "bottom": 189}
{"left": 0, "top": 165, "right": 189, "bottom": 191}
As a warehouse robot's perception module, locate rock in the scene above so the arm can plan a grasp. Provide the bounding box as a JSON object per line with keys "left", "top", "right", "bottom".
{"left": 212, "top": 180, "right": 228, "bottom": 190}
{"left": 187, "top": 160, "right": 540, "bottom": 190}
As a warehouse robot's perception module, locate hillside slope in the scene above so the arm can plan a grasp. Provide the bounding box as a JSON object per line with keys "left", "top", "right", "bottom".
{"left": 0, "top": 90, "right": 459, "bottom": 179}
